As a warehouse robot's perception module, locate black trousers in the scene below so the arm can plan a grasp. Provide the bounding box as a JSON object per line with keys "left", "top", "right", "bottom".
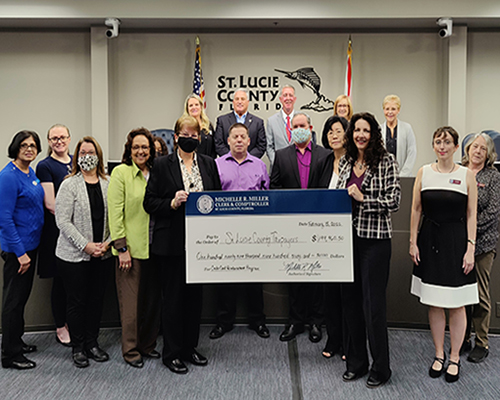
{"left": 155, "top": 254, "right": 202, "bottom": 362}
{"left": 288, "top": 283, "right": 324, "bottom": 327}
{"left": 215, "top": 283, "right": 266, "bottom": 329}
{"left": 51, "top": 275, "right": 67, "bottom": 328}
{"left": 323, "top": 283, "right": 346, "bottom": 353}
{"left": 57, "top": 257, "right": 112, "bottom": 353}
{"left": 1, "top": 250, "right": 37, "bottom": 363}
{"left": 341, "top": 234, "right": 391, "bottom": 380}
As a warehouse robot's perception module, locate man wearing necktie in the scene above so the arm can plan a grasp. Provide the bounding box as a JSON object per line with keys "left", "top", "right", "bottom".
{"left": 266, "top": 85, "right": 297, "bottom": 168}
{"left": 214, "top": 89, "right": 266, "bottom": 158}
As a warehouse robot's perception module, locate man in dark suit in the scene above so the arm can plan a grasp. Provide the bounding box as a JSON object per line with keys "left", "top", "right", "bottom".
{"left": 214, "top": 89, "right": 266, "bottom": 158}
{"left": 271, "top": 112, "right": 331, "bottom": 343}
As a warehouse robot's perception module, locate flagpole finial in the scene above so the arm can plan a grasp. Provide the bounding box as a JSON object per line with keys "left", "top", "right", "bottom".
{"left": 195, "top": 36, "right": 200, "bottom": 45}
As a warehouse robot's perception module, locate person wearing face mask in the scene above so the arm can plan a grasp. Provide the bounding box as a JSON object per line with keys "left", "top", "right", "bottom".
{"left": 182, "top": 94, "right": 216, "bottom": 158}
{"left": 271, "top": 112, "right": 331, "bottom": 344}
{"left": 144, "top": 116, "right": 221, "bottom": 374}
{"left": 380, "top": 94, "right": 417, "bottom": 177}
{"left": 55, "top": 136, "right": 113, "bottom": 368}
{"left": 108, "top": 128, "right": 161, "bottom": 369}
{"left": 36, "top": 124, "right": 73, "bottom": 348}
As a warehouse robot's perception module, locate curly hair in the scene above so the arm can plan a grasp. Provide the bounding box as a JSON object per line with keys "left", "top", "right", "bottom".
{"left": 344, "top": 112, "right": 387, "bottom": 170}
{"left": 121, "top": 127, "right": 156, "bottom": 170}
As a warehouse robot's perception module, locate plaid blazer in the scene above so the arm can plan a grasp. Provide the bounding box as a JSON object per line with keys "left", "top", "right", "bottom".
{"left": 337, "top": 153, "right": 401, "bottom": 239}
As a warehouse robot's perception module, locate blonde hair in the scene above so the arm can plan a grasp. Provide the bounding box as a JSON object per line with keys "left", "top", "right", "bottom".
{"left": 182, "top": 94, "right": 211, "bottom": 132}
{"left": 333, "top": 95, "right": 353, "bottom": 120}
{"left": 47, "top": 124, "right": 70, "bottom": 156}
{"left": 382, "top": 94, "right": 401, "bottom": 109}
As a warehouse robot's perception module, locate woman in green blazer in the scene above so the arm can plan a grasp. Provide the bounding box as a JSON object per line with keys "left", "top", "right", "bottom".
{"left": 108, "top": 128, "right": 161, "bottom": 369}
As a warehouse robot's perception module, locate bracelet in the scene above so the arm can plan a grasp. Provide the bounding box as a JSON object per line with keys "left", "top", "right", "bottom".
{"left": 468, "top": 239, "right": 476, "bottom": 245}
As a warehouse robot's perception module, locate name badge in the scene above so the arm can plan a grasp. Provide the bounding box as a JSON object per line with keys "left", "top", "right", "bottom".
{"left": 449, "top": 179, "right": 461, "bottom": 185}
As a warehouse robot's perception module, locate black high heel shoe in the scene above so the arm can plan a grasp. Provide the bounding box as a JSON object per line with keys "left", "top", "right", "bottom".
{"left": 429, "top": 354, "right": 446, "bottom": 378}
{"left": 445, "top": 360, "right": 461, "bottom": 383}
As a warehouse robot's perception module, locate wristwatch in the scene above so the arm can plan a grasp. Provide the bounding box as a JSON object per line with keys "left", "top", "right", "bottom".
{"left": 117, "top": 247, "right": 128, "bottom": 253}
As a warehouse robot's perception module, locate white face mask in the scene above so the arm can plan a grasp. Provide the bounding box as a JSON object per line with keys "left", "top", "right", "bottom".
{"left": 78, "top": 154, "right": 99, "bottom": 171}
{"left": 291, "top": 128, "right": 311, "bottom": 144}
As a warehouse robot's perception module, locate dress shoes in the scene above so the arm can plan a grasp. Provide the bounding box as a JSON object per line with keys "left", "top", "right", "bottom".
{"left": 467, "top": 345, "right": 489, "bottom": 363}
{"left": 309, "top": 324, "right": 322, "bottom": 343}
{"left": 279, "top": 325, "right": 304, "bottom": 342}
{"left": 445, "top": 360, "right": 460, "bottom": 383}
{"left": 73, "top": 352, "right": 89, "bottom": 368}
{"left": 210, "top": 325, "right": 232, "bottom": 339}
{"left": 56, "top": 335, "right": 72, "bottom": 348}
{"left": 366, "top": 371, "right": 391, "bottom": 389}
{"left": 143, "top": 350, "right": 161, "bottom": 359}
{"left": 164, "top": 358, "right": 188, "bottom": 374}
{"left": 182, "top": 350, "right": 208, "bottom": 366}
{"left": 342, "top": 369, "right": 368, "bottom": 382}
{"left": 126, "top": 358, "right": 144, "bottom": 368}
{"left": 250, "top": 324, "right": 270, "bottom": 338}
{"left": 2, "top": 356, "right": 36, "bottom": 370}
{"left": 85, "top": 346, "right": 109, "bottom": 362}
{"left": 21, "top": 343, "right": 37, "bottom": 353}
{"left": 429, "top": 355, "right": 446, "bottom": 378}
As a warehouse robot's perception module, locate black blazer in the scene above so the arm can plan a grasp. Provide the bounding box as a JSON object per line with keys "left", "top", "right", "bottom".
{"left": 214, "top": 112, "right": 266, "bottom": 158}
{"left": 270, "top": 142, "right": 332, "bottom": 189}
{"left": 143, "top": 152, "right": 221, "bottom": 256}
{"left": 316, "top": 152, "right": 336, "bottom": 188}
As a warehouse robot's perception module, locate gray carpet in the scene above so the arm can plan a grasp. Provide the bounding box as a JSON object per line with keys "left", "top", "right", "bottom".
{"left": 1, "top": 327, "right": 499, "bottom": 400}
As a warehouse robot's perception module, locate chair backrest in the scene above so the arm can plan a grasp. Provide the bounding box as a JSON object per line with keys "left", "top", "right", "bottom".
{"left": 151, "top": 128, "right": 175, "bottom": 154}
{"left": 461, "top": 130, "right": 500, "bottom": 161}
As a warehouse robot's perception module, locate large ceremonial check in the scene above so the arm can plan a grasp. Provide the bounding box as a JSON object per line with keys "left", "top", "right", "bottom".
{"left": 185, "top": 189, "right": 353, "bottom": 283}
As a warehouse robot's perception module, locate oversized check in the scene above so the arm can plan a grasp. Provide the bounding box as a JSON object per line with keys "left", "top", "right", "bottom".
{"left": 185, "top": 189, "right": 353, "bottom": 283}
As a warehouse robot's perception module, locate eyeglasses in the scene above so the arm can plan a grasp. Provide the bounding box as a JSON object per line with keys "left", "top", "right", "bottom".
{"left": 337, "top": 104, "right": 348, "bottom": 108}
{"left": 48, "top": 135, "right": 69, "bottom": 144}
{"left": 20, "top": 143, "right": 37, "bottom": 151}
{"left": 79, "top": 150, "right": 96, "bottom": 156}
{"left": 132, "top": 145, "right": 150, "bottom": 151}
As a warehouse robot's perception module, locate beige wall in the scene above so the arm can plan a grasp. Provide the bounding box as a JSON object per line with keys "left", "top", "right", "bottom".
{"left": 0, "top": 31, "right": 91, "bottom": 168}
{"left": 109, "top": 32, "right": 444, "bottom": 174}
{"left": 467, "top": 32, "right": 500, "bottom": 135}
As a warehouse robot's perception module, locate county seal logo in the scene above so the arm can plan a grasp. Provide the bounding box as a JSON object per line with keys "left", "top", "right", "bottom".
{"left": 196, "top": 194, "right": 214, "bottom": 214}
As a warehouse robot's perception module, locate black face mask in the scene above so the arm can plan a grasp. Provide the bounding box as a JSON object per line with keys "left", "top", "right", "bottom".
{"left": 178, "top": 137, "right": 199, "bottom": 153}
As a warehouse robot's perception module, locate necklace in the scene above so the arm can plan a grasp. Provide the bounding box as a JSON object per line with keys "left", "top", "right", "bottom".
{"left": 435, "top": 163, "right": 455, "bottom": 174}
{"left": 355, "top": 160, "right": 366, "bottom": 170}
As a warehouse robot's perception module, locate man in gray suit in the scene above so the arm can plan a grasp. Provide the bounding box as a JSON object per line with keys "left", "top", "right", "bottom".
{"left": 214, "top": 89, "right": 266, "bottom": 158}
{"left": 266, "top": 85, "right": 297, "bottom": 166}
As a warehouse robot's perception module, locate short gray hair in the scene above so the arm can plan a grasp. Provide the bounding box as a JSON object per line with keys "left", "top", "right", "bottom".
{"left": 462, "top": 132, "right": 497, "bottom": 167}
{"left": 281, "top": 84, "right": 295, "bottom": 95}
{"left": 292, "top": 112, "right": 311, "bottom": 126}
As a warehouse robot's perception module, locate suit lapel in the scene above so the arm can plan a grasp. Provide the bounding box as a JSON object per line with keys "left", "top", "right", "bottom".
{"left": 168, "top": 154, "right": 184, "bottom": 190}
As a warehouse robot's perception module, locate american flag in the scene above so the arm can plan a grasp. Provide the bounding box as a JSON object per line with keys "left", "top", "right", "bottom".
{"left": 193, "top": 36, "right": 206, "bottom": 108}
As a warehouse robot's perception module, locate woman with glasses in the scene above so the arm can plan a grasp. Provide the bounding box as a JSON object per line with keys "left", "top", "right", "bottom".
{"left": 108, "top": 128, "right": 161, "bottom": 368}
{"left": 144, "top": 116, "right": 221, "bottom": 374}
{"left": 0, "top": 131, "right": 44, "bottom": 370}
{"left": 333, "top": 95, "right": 353, "bottom": 122}
{"left": 318, "top": 116, "right": 349, "bottom": 360}
{"left": 55, "top": 136, "right": 112, "bottom": 368}
{"left": 36, "top": 124, "right": 72, "bottom": 347}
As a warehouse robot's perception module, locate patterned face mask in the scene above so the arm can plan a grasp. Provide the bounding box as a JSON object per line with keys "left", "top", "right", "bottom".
{"left": 291, "top": 128, "right": 311, "bottom": 144}
{"left": 78, "top": 154, "right": 99, "bottom": 172}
